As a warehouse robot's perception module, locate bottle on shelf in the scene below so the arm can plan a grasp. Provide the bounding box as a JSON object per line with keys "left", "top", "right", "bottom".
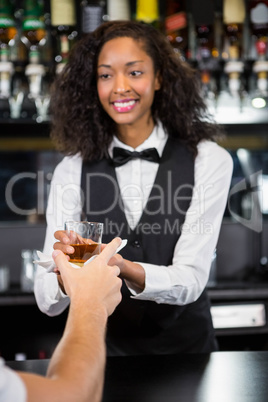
{"left": 21, "top": 0, "right": 46, "bottom": 64}
{"left": 106, "top": 0, "right": 130, "bottom": 21}
{"left": 9, "top": 7, "right": 28, "bottom": 68}
{"left": 248, "top": 1, "right": 268, "bottom": 108}
{"left": 0, "top": 0, "right": 16, "bottom": 112}
{"left": 222, "top": 0, "right": 246, "bottom": 99}
{"left": 248, "top": 0, "right": 268, "bottom": 61}
{"left": 190, "top": 0, "right": 220, "bottom": 109}
{"left": 135, "top": 0, "right": 161, "bottom": 30}
{"left": 39, "top": 6, "right": 54, "bottom": 75}
{"left": 50, "top": 0, "right": 77, "bottom": 74}
{"left": 9, "top": 8, "right": 30, "bottom": 119}
{"left": 81, "top": 0, "right": 106, "bottom": 34}
{"left": 34, "top": 8, "right": 53, "bottom": 121}
{"left": 222, "top": 0, "right": 246, "bottom": 61}
{"left": 21, "top": 0, "right": 51, "bottom": 121}
{"left": 164, "top": 0, "right": 189, "bottom": 61}
{"left": 0, "top": 0, "right": 17, "bottom": 61}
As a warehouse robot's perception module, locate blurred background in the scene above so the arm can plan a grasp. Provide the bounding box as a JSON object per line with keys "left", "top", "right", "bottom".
{"left": 0, "top": 0, "right": 268, "bottom": 359}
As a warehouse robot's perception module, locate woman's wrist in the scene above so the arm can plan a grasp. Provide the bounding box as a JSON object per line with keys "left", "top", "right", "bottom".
{"left": 119, "top": 260, "right": 145, "bottom": 290}
{"left": 57, "top": 275, "right": 66, "bottom": 294}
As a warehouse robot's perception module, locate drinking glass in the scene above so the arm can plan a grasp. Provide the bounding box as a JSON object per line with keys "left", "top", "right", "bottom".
{"left": 64, "top": 221, "right": 103, "bottom": 266}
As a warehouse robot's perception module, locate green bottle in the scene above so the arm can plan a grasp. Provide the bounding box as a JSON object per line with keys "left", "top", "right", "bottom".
{"left": 22, "top": 0, "right": 46, "bottom": 63}
{"left": 50, "top": 0, "right": 77, "bottom": 71}
{"left": 0, "top": 0, "right": 17, "bottom": 61}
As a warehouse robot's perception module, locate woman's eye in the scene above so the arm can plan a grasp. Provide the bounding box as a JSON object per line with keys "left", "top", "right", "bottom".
{"left": 99, "top": 73, "right": 110, "bottom": 79}
{"left": 130, "top": 70, "right": 142, "bottom": 77}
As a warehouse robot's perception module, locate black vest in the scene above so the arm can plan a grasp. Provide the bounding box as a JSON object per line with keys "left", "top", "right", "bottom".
{"left": 81, "top": 138, "right": 217, "bottom": 355}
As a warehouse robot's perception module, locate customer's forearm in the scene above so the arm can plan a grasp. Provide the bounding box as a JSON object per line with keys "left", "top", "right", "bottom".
{"left": 47, "top": 302, "right": 108, "bottom": 402}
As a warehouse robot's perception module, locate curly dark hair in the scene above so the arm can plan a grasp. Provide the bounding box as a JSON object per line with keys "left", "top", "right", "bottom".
{"left": 50, "top": 20, "right": 221, "bottom": 161}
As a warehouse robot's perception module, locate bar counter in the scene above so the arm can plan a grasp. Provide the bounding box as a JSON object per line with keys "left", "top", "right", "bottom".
{"left": 7, "top": 351, "right": 268, "bottom": 401}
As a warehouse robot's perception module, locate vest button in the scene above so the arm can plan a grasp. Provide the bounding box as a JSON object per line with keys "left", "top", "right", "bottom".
{"left": 132, "top": 240, "right": 141, "bottom": 248}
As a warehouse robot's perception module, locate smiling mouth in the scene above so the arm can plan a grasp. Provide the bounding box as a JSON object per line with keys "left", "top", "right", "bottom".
{"left": 112, "top": 99, "right": 137, "bottom": 112}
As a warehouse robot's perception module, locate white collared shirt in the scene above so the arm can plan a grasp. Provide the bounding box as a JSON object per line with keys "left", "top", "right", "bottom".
{"left": 34, "top": 124, "right": 233, "bottom": 315}
{"left": 0, "top": 358, "right": 26, "bottom": 402}
{"left": 109, "top": 124, "right": 167, "bottom": 230}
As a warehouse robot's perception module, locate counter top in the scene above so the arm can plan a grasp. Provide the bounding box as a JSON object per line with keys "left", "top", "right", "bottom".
{"left": 7, "top": 351, "right": 268, "bottom": 402}
{"left": 1, "top": 281, "right": 268, "bottom": 306}
{"left": 207, "top": 282, "right": 268, "bottom": 300}
{"left": 0, "top": 289, "right": 36, "bottom": 306}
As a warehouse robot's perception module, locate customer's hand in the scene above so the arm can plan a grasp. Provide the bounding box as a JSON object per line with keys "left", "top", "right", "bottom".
{"left": 52, "top": 237, "right": 122, "bottom": 317}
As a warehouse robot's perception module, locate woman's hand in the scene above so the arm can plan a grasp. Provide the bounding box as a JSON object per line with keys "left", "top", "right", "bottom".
{"left": 52, "top": 237, "right": 122, "bottom": 317}
{"left": 52, "top": 232, "right": 124, "bottom": 293}
{"left": 108, "top": 254, "right": 145, "bottom": 291}
{"left": 52, "top": 231, "right": 145, "bottom": 292}
{"left": 53, "top": 230, "right": 77, "bottom": 256}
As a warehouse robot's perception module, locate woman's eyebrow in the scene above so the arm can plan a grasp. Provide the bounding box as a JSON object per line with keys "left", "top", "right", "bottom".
{"left": 126, "top": 60, "right": 144, "bottom": 66}
{"left": 98, "top": 60, "right": 145, "bottom": 68}
{"left": 98, "top": 64, "right": 111, "bottom": 68}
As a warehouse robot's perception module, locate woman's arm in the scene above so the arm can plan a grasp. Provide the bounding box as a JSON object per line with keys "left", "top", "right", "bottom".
{"left": 34, "top": 155, "right": 83, "bottom": 316}
{"left": 118, "top": 142, "right": 233, "bottom": 305}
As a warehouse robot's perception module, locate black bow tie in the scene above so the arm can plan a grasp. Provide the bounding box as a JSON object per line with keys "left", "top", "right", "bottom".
{"left": 113, "top": 147, "right": 160, "bottom": 167}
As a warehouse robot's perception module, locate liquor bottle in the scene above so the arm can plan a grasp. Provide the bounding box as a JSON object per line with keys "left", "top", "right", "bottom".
{"left": 9, "top": 7, "right": 28, "bottom": 67}
{"left": 249, "top": 1, "right": 268, "bottom": 104}
{"left": 21, "top": 0, "right": 46, "bottom": 110}
{"left": 222, "top": 0, "right": 246, "bottom": 61}
{"left": 222, "top": 0, "right": 246, "bottom": 97}
{"left": 22, "top": 0, "right": 46, "bottom": 64}
{"left": 107, "top": 0, "right": 130, "bottom": 21}
{"left": 190, "top": 0, "right": 219, "bottom": 100}
{"left": 81, "top": 0, "right": 106, "bottom": 34}
{"left": 0, "top": 0, "right": 17, "bottom": 61}
{"left": 50, "top": 0, "right": 77, "bottom": 71}
{"left": 0, "top": 0, "right": 16, "bottom": 113}
{"left": 248, "top": 0, "right": 268, "bottom": 60}
{"left": 136, "top": 0, "right": 161, "bottom": 29}
{"left": 40, "top": 10, "right": 53, "bottom": 77}
{"left": 190, "top": 0, "right": 216, "bottom": 61}
{"left": 164, "top": 0, "right": 189, "bottom": 61}
{"left": 9, "top": 8, "right": 29, "bottom": 119}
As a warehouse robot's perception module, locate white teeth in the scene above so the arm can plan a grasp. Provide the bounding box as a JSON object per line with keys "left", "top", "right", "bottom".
{"left": 114, "top": 100, "right": 135, "bottom": 108}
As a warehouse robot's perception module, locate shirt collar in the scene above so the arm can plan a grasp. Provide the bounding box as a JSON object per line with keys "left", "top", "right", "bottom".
{"left": 108, "top": 122, "right": 168, "bottom": 159}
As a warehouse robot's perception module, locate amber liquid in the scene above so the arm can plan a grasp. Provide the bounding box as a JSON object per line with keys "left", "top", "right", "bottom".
{"left": 23, "top": 28, "right": 46, "bottom": 46}
{"left": 68, "top": 243, "right": 100, "bottom": 266}
{"left": 0, "top": 27, "right": 17, "bottom": 44}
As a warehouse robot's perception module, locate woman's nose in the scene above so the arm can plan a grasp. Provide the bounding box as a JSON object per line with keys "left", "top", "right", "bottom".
{"left": 113, "top": 74, "right": 130, "bottom": 94}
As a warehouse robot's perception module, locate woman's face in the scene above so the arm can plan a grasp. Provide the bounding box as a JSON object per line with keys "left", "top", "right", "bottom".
{"left": 97, "top": 37, "right": 160, "bottom": 130}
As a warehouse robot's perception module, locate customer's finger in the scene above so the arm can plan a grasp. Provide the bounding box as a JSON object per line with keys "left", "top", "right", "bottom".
{"left": 99, "top": 237, "right": 122, "bottom": 263}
